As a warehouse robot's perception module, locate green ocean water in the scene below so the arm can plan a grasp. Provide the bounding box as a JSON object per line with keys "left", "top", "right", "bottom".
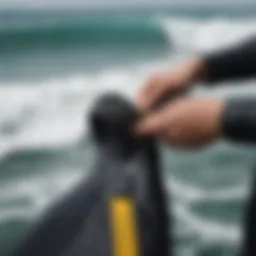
{"left": 1, "top": 5, "right": 256, "bottom": 256}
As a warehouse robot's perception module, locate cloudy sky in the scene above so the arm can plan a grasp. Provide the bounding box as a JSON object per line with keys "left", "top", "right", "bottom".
{"left": 1, "top": 0, "right": 255, "bottom": 10}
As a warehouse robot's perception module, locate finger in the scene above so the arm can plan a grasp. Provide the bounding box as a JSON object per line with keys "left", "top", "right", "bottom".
{"left": 134, "top": 114, "right": 163, "bottom": 136}
{"left": 141, "top": 76, "right": 183, "bottom": 111}
{"left": 139, "top": 85, "right": 170, "bottom": 112}
{"left": 136, "top": 76, "right": 160, "bottom": 111}
{"left": 134, "top": 104, "right": 175, "bottom": 136}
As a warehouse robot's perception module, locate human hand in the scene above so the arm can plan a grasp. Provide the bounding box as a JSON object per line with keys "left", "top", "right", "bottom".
{"left": 136, "top": 58, "right": 207, "bottom": 111}
{"left": 135, "top": 97, "right": 224, "bottom": 149}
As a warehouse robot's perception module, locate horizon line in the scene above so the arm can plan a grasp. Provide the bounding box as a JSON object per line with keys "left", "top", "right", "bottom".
{"left": 1, "top": 1, "right": 256, "bottom": 11}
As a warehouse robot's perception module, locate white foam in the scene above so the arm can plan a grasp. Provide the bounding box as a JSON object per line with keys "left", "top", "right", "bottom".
{"left": 168, "top": 177, "right": 248, "bottom": 203}
{"left": 0, "top": 207, "right": 35, "bottom": 222}
{"left": 167, "top": 176, "right": 247, "bottom": 247}
{"left": 160, "top": 18, "right": 256, "bottom": 53}
{"left": 0, "top": 71, "right": 140, "bottom": 160}
{"left": 174, "top": 202, "right": 241, "bottom": 245}
{"left": 0, "top": 170, "right": 83, "bottom": 222}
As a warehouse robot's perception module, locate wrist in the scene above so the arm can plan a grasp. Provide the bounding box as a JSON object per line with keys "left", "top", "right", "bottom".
{"left": 208, "top": 98, "right": 224, "bottom": 140}
{"left": 222, "top": 98, "right": 256, "bottom": 143}
{"left": 190, "top": 58, "right": 208, "bottom": 83}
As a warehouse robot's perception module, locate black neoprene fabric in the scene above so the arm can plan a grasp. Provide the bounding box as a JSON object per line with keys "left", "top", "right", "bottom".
{"left": 204, "top": 37, "right": 256, "bottom": 143}
{"left": 205, "top": 37, "right": 256, "bottom": 83}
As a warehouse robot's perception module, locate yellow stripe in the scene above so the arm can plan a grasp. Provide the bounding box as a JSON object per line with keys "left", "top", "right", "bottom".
{"left": 109, "top": 196, "right": 140, "bottom": 256}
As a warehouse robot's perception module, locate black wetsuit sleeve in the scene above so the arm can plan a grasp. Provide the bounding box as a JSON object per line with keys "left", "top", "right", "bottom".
{"left": 222, "top": 98, "right": 256, "bottom": 143}
{"left": 205, "top": 37, "right": 256, "bottom": 83}
{"left": 204, "top": 38, "right": 256, "bottom": 143}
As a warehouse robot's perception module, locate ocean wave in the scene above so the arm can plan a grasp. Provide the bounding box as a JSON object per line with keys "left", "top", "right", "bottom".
{"left": 0, "top": 171, "right": 83, "bottom": 222}
{"left": 0, "top": 17, "right": 167, "bottom": 52}
{"left": 168, "top": 177, "right": 248, "bottom": 203}
{"left": 0, "top": 70, "right": 141, "bottom": 159}
{"left": 174, "top": 202, "right": 241, "bottom": 245}
{"left": 2, "top": 16, "right": 256, "bottom": 54}
{"left": 161, "top": 17, "right": 256, "bottom": 53}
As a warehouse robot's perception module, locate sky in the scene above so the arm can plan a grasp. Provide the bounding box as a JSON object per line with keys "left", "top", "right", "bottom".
{"left": 1, "top": 0, "right": 255, "bottom": 10}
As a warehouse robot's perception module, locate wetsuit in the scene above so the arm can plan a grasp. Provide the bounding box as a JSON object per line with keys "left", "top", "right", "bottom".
{"left": 204, "top": 37, "right": 256, "bottom": 143}
{"left": 205, "top": 38, "right": 256, "bottom": 256}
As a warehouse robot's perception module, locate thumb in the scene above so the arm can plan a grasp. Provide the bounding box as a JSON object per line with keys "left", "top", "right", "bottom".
{"left": 134, "top": 116, "right": 159, "bottom": 136}
{"left": 134, "top": 111, "right": 167, "bottom": 136}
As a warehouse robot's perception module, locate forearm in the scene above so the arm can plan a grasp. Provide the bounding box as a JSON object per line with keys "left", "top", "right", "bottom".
{"left": 202, "top": 39, "right": 256, "bottom": 142}
{"left": 223, "top": 98, "right": 256, "bottom": 143}
{"left": 204, "top": 37, "right": 256, "bottom": 84}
